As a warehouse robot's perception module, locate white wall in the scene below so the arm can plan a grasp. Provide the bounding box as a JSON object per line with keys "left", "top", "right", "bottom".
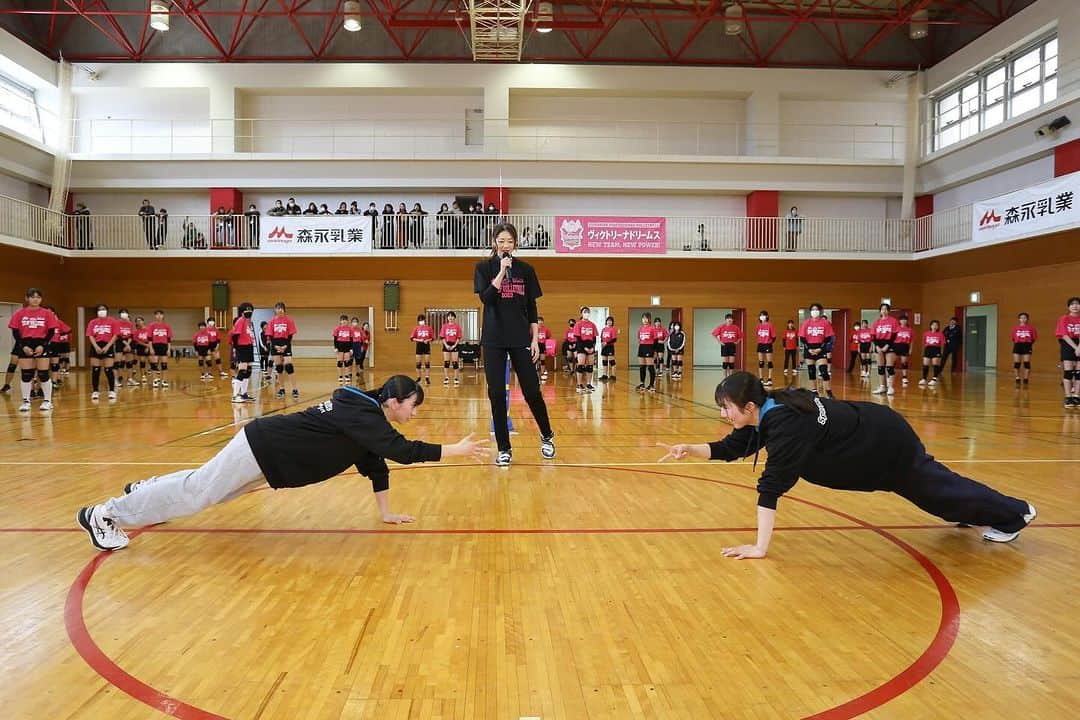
{"left": 933, "top": 155, "right": 1053, "bottom": 210}
{"left": 72, "top": 191, "right": 208, "bottom": 216}
{"left": 778, "top": 194, "right": 901, "bottom": 219}
{"left": 73, "top": 88, "right": 211, "bottom": 154}
{"left": 779, "top": 98, "right": 907, "bottom": 160}
{"left": 0, "top": 172, "right": 49, "bottom": 205}
{"left": 513, "top": 191, "right": 746, "bottom": 216}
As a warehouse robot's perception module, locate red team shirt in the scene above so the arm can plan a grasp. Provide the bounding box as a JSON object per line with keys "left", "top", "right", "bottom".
{"left": 86, "top": 317, "right": 118, "bottom": 347}
{"left": 439, "top": 322, "right": 463, "bottom": 346}
{"left": 352, "top": 326, "right": 369, "bottom": 348}
{"left": 849, "top": 332, "right": 860, "bottom": 352}
{"left": 147, "top": 321, "right": 173, "bottom": 346}
{"left": 856, "top": 328, "right": 874, "bottom": 344}
{"left": 134, "top": 327, "right": 151, "bottom": 346}
{"left": 231, "top": 316, "right": 255, "bottom": 346}
{"left": 755, "top": 322, "right": 776, "bottom": 345}
{"left": 206, "top": 325, "right": 220, "bottom": 344}
{"left": 54, "top": 319, "right": 72, "bottom": 344}
{"left": 799, "top": 317, "right": 835, "bottom": 346}
{"left": 8, "top": 306, "right": 58, "bottom": 340}
{"left": 573, "top": 320, "right": 599, "bottom": 351}
{"left": 601, "top": 325, "right": 619, "bottom": 345}
{"left": 923, "top": 331, "right": 945, "bottom": 348}
{"left": 116, "top": 318, "right": 134, "bottom": 341}
{"left": 783, "top": 329, "right": 798, "bottom": 350}
{"left": 653, "top": 326, "right": 669, "bottom": 344}
{"left": 411, "top": 324, "right": 434, "bottom": 343}
{"left": 871, "top": 316, "right": 900, "bottom": 341}
{"left": 268, "top": 315, "right": 297, "bottom": 340}
{"left": 1011, "top": 324, "right": 1037, "bottom": 344}
{"left": 1056, "top": 315, "right": 1080, "bottom": 343}
{"left": 537, "top": 325, "right": 550, "bottom": 342}
{"left": 565, "top": 326, "right": 578, "bottom": 343}
{"left": 193, "top": 330, "right": 212, "bottom": 348}
{"left": 712, "top": 324, "right": 742, "bottom": 344}
{"left": 637, "top": 324, "right": 658, "bottom": 345}
{"left": 333, "top": 323, "right": 353, "bottom": 343}
{"left": 895, "top": 326, "right": 914, "bottom": 345}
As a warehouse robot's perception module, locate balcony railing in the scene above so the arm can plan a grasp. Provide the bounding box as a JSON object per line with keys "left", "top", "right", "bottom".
{"left": 0, "top": 194, "right": 979, "bottom": 257}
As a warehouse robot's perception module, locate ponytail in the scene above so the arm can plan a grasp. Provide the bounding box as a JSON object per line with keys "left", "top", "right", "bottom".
{"left": 715, "top": 370, "right": 817, "bottom": 414}
{"left": 378, "top": 374, "right": 425, "bottom": 406}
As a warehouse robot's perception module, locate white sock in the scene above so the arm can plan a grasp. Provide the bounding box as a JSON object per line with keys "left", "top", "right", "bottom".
{"left": 42, "top": 380, "right": 52, "bottom": 401}
{"left": 20, "top": 380, "right": 31, "bottom": 401}
{"left": 231, "top": 379, "right": 240, "bottom": 396}
{"left": 240, "top": 378, "right": 249, "bottom": 394}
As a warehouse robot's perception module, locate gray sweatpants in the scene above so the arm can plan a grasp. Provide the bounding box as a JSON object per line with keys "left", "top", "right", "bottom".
{"left": 103, "top": 429, "right": 266, "bottom": 527}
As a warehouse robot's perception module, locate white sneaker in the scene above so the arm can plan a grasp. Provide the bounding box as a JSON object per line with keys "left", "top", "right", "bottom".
{"left": 127, "top": 378, "right": 138, "bottom": 386}
{"left": 232, "top": 394, "right": 245, "bottom": 404}
{"left": 77, "top": 505, "right": 129, "bottom": 551}
{"left": 152, "top": 379, "right": 160, "bottom": 387}
{"left": 982, "top": 504, "right": 1037, "bottom": 543}
{"left": 108, "top": 390, "right": 117, "bottom": 400}
{"left": 161, "top": 380, "right": 169, "bottom": 388}
{"left": 928, "top": 379, "right": 937, "bottom": 387}
{"left": 39, "top": 400, "right": 53, "bottom": 411}
{"left": 18, "top": 400, "right": 31, "bottom": 413}
{"left": 540, "top": 434, "right": 555, "bottom": 459}
{"left": 91, "top": 391, "right": 100, "bottom": 401}
{"left": 918, "top": 379, "right": 927, "bottom": 386}
{"left": 886, "top": 386, "right": 895, "bottom": 396}
{"left": 872, "top": 385, "right": 887, "bottom": 394}
{"left": 495, "top": 450, "right": 512, "bottom": 467}
{"left": 902, "top": 378, "right": 909, "bottom": 386}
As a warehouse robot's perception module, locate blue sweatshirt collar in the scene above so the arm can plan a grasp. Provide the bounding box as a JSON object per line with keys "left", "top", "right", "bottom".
{"left": 342, "top": 385, "right": 382, "bottom": 410}
{"left": 755, "top": 397, "right": 778, "bottom": 430}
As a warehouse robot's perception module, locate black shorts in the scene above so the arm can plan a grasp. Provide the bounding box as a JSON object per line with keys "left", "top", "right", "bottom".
{"left": 415, "top": 342, "right": 431, "bottom": 355}
{"left": 235, "top": 345, "right": 255, "bottom": 364}
{"left": 756, "top": 342, "right": 774, "bottom": 354}
{"left": 720, "top": 343, "right": 737, "bottom": 357}
{"left": 269, "top": 340, "right": 293, "bottom": 357}
{"left": 89, "top": 347, "right": 115, "bottom": 360}
{"left": 443, "top": 342, "right": 459, "bottom": 354}
{"left": 600, "top": 344, "right": 615, "bottom": 357}
{"left": 637, "top": 344, "right": 654, "bottom": 359}
{"left": 18, "top": 338, "right": 51, "bottom": 357}
{"left": 136, "top": 345, "right": 151, "bottom": 357}
{"left": 334, "top": 340, "right": 353, "bottom": 354}
{"left": 858, "top": 342, "right": 872, "bottom": 354}
{"left": 50, "top": 342, "right": 71, "bottom": 356}
{"left": 923, "top": 347, "right": 941, "bottom": 359}
{"left": 1060, "top": 339, "right": 1079, "bottom": 362}
{"left": 893, "top": 343, "right": 911, "bottom": 357}
{"left": 195, "top": 346, "right": 210, "bottom": 357}
{"left": 803, "top": 344, "right": 824, "bottom": 361}
{"left": 653, "top": 342, "right": 664, "bottom": 357}
{"left": 578, "top": 343, "right": 596, "bottom": 356}
{"left": 564, "top": 341, "right": 578, "bottom": 355}
{"left": 1012, "top": 342, "right": 1033, "bottom": 356}
{"left": 208, "top": 340, "right": 220, "bottom": 352}
{"left": 151, "top": 343, "right": 169, "bottom": 357}
{"left": 874, "top": 339, "right": 893, "bottom": 352}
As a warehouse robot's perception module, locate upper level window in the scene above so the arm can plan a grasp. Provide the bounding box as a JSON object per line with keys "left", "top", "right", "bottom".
{"left": 931, "top": 33, "right": 1058, "bottom": 152}
{"left": 0, "top": 72, "right": 43, "bottom": 144}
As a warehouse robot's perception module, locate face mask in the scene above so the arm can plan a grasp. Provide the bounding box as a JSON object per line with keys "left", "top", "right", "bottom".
{"left": 207, "top": 320, "right": 215, "bottom": 326}
{"left": 759, "top": 315, "right": 767, "bottom": 322}
{"left": 810, "top": 309, "right": 821, "bottom": 318}
{"left": 243, "top": 311, "right": 253, "bottom": 318}
{"left": 97, "top": 309, "right": 107, "bottom": 318}
{"left": 120, "top": 312, "right": 129, "bottom": 319}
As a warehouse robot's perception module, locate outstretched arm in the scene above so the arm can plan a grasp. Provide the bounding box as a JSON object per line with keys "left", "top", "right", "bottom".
{"left": 721, "top": 507, "right": 775, "bottom": 559}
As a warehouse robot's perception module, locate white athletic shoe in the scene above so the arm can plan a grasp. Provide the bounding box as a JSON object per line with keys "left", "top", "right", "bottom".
{"left": 91, "top": 391, "right": 100, "bottom": 401}
{"left": 127, "top": 378, "right": 139, "bottom": 386}
{"left": 18, "top": 400, "right": 31, "bottom": 413}
{"left": 918, "top": 378, "right": 927, "bottom": 387}
{"left": 928, "top": 379, "right": 938, "bottom": 387}
{"left": 902, "top": 378, "right": 909, "bottom": 386}
{"left": 982, "top": 504, "right": 1037, "bottom": 543}
{"left": 108, "top": 390, "right": 117, "bottom": 400}
{"left": 152, "top": 379, "right": 160, "bottom": 387}
{"left": 886, "top": 386, "right": 895, "bottom": 396}
{"left": 872, "top": 385, "right": 887, "bottom": 395}
{"left": 39, "top": 401, "right": 53, "bottom": 412}
{"left": 540, "top": 434, "right": 556, "bottom": 459}
{"left": 232, "top": 394, "right": 246, "bottom": 404}
{"left": 496, "top": 450, "right": 512, "bottom": 467}
{"left": 77, "top": 505, "right": 129, "bottom": 551}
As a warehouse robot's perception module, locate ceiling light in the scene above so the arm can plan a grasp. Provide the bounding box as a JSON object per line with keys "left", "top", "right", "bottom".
{"left": 724, "top": 3, "right": 744, "bottom": 37}
{"left": 536, "top": 1, "right": 553, "bottom": 33}
{"left": 910, "top": 9, "right": 929, "bottom": 40}
{"left": 149, "top": 1, "right": 170, "bottom": 32}
{"left": 344, "top": 0, "right": 362, "bottom": 32}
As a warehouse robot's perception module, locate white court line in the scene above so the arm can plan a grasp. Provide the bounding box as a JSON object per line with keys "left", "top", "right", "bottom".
{"left": 0, "top": 459, "right": 1075, "bottom": 466}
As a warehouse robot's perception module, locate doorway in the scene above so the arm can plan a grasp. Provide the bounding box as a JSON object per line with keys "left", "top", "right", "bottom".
{"left": 964, "top": 304, "right": 997, "bottom": 368}
{"left": 692, "top": 308, "right": 736, "bottom": 367}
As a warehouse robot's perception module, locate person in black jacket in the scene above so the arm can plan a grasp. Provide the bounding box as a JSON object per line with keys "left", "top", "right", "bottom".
{"left": 658, "top": 371, "right": 1036, "bottom": 558}
{"left": 75, "top": 376, "right": 488, "bottom": 551}
{"left": 942, "top": 316, "right": 963, "bottom": 373}
{"left": 474, "top": 222, "right": 556, "bottom": 467}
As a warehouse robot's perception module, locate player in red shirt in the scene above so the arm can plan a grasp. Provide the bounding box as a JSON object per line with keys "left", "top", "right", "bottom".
{"left": 573, "top": 307, "right": 599, "bottom": 393}
{"left": 636, "top": 312, "right": 658, "bottom": 392}
{"left": 409, "top": 314, "right": 434, "bottom": 386}
{"left": 146, "top": 309, "right": 173, "bottom": 388}
{"left": 268, "top": 301, "right": 299, "bottom": 400}
{"left": 45, "top": 306, "right": 72, "bottom": 383}
{"left": 8, "top": 288, "right": 59, "bottom": 412}
{"left": 1057, "top": 296, "right": 1080, "bottom": 407}
{"left": 781, "top": 320, "right": 798, "bottom": 379}
{"left": 846, "top": 322, "right": 861, "bottom": 378}
{"left": 333, "top": 314, "right": 354, "bottom": 385}
{"left": 600, "top": 317, "right": 619, "bottom": 382}
{"left": 712, "top": 315, "right": 742, "bottom": 379}
{"left": 755, "top": 311, "right": 777, "bottom": 386}
{"left": 112, "top": 308, "right": 136, "bottom": 387}
{"left": 652, "top": 318, "right": 669, "bottom": 377}
{"left": 132, "top": 316, "right": 152, "bottom": 384}
{"left": 86, "top": 303, "right": 119, "bottom": 402}
{"left": 894, "top": 315, "right": 915, "bottom": 387}
{"left": 535, "top": 316, "right": 551, "bottom": 381}
{"left": 352, "top": 319, "right": 371, "bottom": 385}
{"left": 798, "top": 303, "right": 835, "bottom": 398}
{"left": 855, "top": 321, "right": 874, "bottom": 380}
{"left": 204, "top": 318, "right": 226, "bottom": 379}
{"left": 230, "top": 302, "right": 256, "bottom": 402}
{"left": 193, "top": 321, "right": 214, "bottom": 380}
{"left": 439, "top": 311, "right": 464, "bottom": 386}
{"left": 919, "top": 320, "right": 946, "bottom": 387}
{"left": 1010, "top": 312, "right": 1037, "bottom": 387}
{"left": 871, "top": 303, "right": 900, "bottom": 396}
{"left": 562, "top": 319, "right": 578, "bottom": 376}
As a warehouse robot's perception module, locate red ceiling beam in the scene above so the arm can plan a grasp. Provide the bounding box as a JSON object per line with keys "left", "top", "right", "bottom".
{"left": 60, "top": 0, "right": 136, "bottom": 60}
{"left": 274, "top": 0, "right": 319, "bottom": 57}
{"left": 850, "top": 0, "right": 933, "bottom": 62}
{"left": 761, "top": 0, "right": 825, "bottom": 63}
{"left": 171, "top": 0, "right": 230, "bottom": 59}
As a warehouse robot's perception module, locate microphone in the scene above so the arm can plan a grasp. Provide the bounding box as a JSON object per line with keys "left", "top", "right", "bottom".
{"left": 501, "top": 251, "right": 513, "bottom": 280}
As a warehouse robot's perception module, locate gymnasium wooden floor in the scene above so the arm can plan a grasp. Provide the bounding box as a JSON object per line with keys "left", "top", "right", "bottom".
{"left": 1, "top": 362, "right": 1077, "bottom": 720}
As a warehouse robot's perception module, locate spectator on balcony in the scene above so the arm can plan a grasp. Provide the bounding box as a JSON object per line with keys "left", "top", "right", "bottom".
{"left": 535, "top": 224, "right": 550, "bottom": 249}
{"left": 267, "top": 200, "right": 286, "bottom": 217}
{"left": 362, "top": 202, "right": 378, "bottom": 243}
{"left": 450, "top": 201, "right": 464, "bottom": 249}
{"left": 303, "top": 203, "right": 319, "bottom": 216}
{"left": 336, "top": 202, "right": 349, "bottom": 216}
{"left": 436, "top": 203, "right": 450, "bottom": 249}
{"left": 213, "top": 207, "right": 228, "bottom": 247}
{"left": 349, "top": 201, "right": 360, "bottom": 215}
{"left": 73, "top": 203, "right": 92, "bottom": 250}
{"left": 520, "top": 226, "right": 533, "bottom": 248}
{"left": 228, "top": 208, "right": 239, "bottom": 246}
{"left": 380, "top": 203, "right": 395, "bottom": 249}
{"left": 245, "top": 204, "right": 260, "bottom": 248}
{"left": 156, "top": 208, "right": 168, "bottom": 249}
{"left": 409, "top": 203, "right": 427, "bottom": 248}
{"left": 785, "top": 206, "right": 803, "bottom": 251}
{"left": 182, "top": 218, "right": 198, "bottom": 250}
{"left": 319, "top": 203, "right": 332, "bottom": 216}
{"left": 285, "top": 198, "right": 301, "bottom": 216}
{"left": 396, "top": 203, "right": 409, "bottom": 250}
{"left": 138, "top": 199, "right": 156, "bottom": 249}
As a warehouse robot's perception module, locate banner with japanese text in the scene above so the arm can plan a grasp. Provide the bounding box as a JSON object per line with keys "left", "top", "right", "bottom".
{"left": 554, "top": 216, "right": 667, "bottom": 254}
{"left": 259, "top": 216, "right": 372, "bottom": 254}
{"left": 972, "top": 172, "right": 1080, "bottom": 245}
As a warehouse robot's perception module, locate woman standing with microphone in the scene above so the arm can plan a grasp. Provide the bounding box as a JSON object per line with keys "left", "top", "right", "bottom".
{"left": 473, "top": 223, "right": 556, "bottom": 467}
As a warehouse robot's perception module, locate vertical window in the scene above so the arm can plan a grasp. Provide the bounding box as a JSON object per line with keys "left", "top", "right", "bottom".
{"left": 0, "top": 73, "right": 43, "bottom": 143}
